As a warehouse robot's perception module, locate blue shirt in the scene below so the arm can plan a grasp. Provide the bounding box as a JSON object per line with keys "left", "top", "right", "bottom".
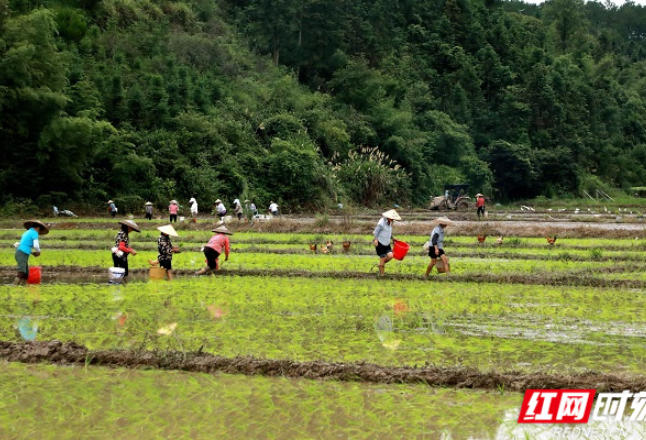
{"left": 18, "top": 228, "right": 39, "bottom": 254}
{"left": 374, "top": 218, "right": 393, "bottom": 246}
{"left": 430, "top": 225, "right": 445, "bottom": 250}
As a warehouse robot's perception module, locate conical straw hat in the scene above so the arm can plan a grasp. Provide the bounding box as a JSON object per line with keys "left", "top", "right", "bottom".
{"left": 157, "top": 224, "right": 178, "bottom": 237}
{"left": 118, "top": 219, "right": 141, "bottom": 232}
{"left": 211, "top": 225, "right": 233, "bottom": 235}
{"left": 169, "top": 200, "right": 178, "bottom": 205}
{"left": 431, "top": 216, "right": 455, "bottom": 227}
{"left": 382, "top": 209, "right": 401, "bottom": 221}
{"left": 23, "top": 220, "right": 50, "bottom": 235}
{"left": 145, "top": 201, "right": 153, "bottom": 206}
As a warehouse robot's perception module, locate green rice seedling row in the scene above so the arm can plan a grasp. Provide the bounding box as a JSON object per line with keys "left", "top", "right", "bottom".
{"left": 2, "top": 278, "right": 646, "bottom": 373}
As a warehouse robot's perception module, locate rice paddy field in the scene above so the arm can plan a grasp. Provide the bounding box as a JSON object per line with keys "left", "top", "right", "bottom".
{"left": 3, "top": 212, "right": 646, "bottom": 439}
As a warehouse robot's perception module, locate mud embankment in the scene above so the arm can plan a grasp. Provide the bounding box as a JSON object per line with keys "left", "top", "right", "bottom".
{"left": 1, "top": 340, "right": 645, "bottom": 393}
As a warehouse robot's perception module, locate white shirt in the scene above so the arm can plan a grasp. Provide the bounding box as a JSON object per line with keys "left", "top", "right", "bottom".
{"left": 269, "top": 203, "right": 278, "bottom": 212}
{"left": 189, "top": 198, "right": 198, "bottom": 214}
{"left": 216, "top": 202, "right": 226, "bottom": 214}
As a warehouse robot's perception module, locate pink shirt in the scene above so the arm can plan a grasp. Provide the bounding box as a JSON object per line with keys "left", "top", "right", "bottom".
{"left": 205, "top": 234, "right": 230, "bottom": 255}
{"left": 169, "top": 205, "right": 179, "bottom": 214}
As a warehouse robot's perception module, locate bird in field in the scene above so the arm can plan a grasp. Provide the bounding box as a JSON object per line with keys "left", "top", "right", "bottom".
{"left": 496, "top": 236, "right": 503, "bottom": 245}
{"left": 321, "top": 245, "right": 329, "bottom": 254}
{"left": 546, "top": 236, "right": 557, "bottom": 245}
{"left": 342, "top": 240, "right": 351, "bottom": 253}
{"left": 325, "top": 240, "right": 334, "bottom": 252}
{"left": 477, "top": 235, "right": 487, "bottom": 243}
{"left": 309, "top": 242, "right": 317, "bottom": 254}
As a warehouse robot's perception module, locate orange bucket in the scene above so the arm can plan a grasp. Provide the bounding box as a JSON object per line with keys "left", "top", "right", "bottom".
{"left": 392, "top": 240, "right": 410, "bottom": 261}
{"left": 27, "top": 266, "right": 42, "bottom": 285}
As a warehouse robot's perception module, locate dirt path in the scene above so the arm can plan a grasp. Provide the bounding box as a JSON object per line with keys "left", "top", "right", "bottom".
{"left": 1, "top": 340, "right": 645, "bottom": 393}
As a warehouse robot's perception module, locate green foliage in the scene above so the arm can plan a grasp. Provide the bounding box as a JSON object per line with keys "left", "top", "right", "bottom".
{"left": 5, "top": 0, "right": 646, "bottom": 209}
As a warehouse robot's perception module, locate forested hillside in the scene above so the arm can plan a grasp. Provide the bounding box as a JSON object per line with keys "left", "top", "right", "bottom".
{"left": 2, "top": 0, "right": 646, "bottom": 213}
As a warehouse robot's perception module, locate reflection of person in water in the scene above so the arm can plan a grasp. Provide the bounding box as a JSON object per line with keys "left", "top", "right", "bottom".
{"left": 18, "top": 317, "right": 38, "bottom": 340}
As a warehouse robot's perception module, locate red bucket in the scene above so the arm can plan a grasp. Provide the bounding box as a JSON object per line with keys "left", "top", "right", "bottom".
{"left": 27, "top": 266, "right": 42, "bottom": 285}
{"left": 392, "top": 240, "right": 410, "bottom": 261}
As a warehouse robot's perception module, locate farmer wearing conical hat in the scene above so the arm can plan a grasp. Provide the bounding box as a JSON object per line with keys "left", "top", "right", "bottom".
{"left": 196, "top": 225, "right": 232, "bottom": 275}
{"left": 148, "top": 224, "right": 180, "bottom": 281}
{"left": 107, "top": 200, "right": 117, "bottom": 218}
{"left": 111, "top": 220, "right": 140, "bottom": 282}
{"left": 476, "top": 193, "right": 486, "bottom": 220}
{"left": 145, "top": 201, "right": 154, "bottom": 221}
{"left": 169, "top": 200, "right": 179, "bottom": 223}
{"left": 214, "top": 199, "right": 227, "bottom": 222}
{"left": 425, "top": 217, "right": 454, "bottom": 277}
{"left": 14, "top": 220, "right": 49, "bottom": 285}
{"left": 373, "top": 209, "right": 401, "bottom": 276}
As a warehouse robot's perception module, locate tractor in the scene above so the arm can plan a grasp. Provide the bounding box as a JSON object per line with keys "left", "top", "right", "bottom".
{"left": 429, "top": 184, "right": 472, "bottom": 211}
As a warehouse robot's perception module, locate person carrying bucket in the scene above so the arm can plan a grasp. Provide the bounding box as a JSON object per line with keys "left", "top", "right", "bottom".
{"left": 111, "top": 220, "right": 140, "bottom": 283}
{"left": 14, "top": 220, "right": 49, "bottom": 285}
{"left": 214, "top": 199, "right": 227, "bottom": 222}
{"left": 425, "top": 216, "right": 454, "bottom": 277}
{"left": 373, "top": 209, "right": 401, "bottom": 276}
{"left": 148, "top": 224, "right": 180, "bottom": 281}
{"left": 189, "top": 197, "right": 198, "bottom": 221}
{"left": 196, "top": 225, "right": 232, "bottom": 275}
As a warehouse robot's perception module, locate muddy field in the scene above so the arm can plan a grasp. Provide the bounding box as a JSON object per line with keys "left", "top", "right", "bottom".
{"left": 2, "top": 212, "right": 646, "bottom": 438}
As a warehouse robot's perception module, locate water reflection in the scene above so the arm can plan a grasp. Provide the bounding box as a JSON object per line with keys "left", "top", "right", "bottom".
{"left": 17, "top": 317, "right": 38, "bottom": 341}
{"left": 374, "top": 314, "right": 401, "bottom": 350}
{"left": 495, "top": 408, "right": 646, "bottom": 439}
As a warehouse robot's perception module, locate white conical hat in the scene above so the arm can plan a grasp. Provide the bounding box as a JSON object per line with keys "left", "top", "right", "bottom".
{"left": 382, "top": 209, "right": 401, "bottom": 221}
{"left": 211, "top": 225, "right": 233, "bottom": 235}
{"left": 118, "top": 219, "right": 141, "bottom": 232}
{"left": 431, "top": 216, "right": 455, "bottom": 226}
{"left": 157, "top": 224, "right": 178, "bottom": 237}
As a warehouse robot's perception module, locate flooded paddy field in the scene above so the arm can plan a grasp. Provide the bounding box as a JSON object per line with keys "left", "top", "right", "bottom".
{"left": 2, "top": 215, "right": 646, "bottom": 438}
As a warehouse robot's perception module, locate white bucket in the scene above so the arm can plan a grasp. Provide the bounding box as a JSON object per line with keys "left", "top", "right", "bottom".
{"left": 108, "top": 267, "right": 126, "bottom": 284}
{"left": 179, "top": 216, "right": 185, "bottom": 222}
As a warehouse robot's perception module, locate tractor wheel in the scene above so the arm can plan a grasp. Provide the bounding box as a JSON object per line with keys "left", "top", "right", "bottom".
{"left": 457, "top": 201, "right": 469, "bottom": 211}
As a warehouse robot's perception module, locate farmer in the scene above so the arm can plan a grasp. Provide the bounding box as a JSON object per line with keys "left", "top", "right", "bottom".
{"left": 425, "top": 216, "right": 454, "bottom": 277}
{"left": 107, "top": 200, "right": 117, "bottom": 218}
{"left": 373, "top": 209, "right": 401, "bottom": 276}
{"left": 476, "top": 193, "right": 486, "bottom": 220}
{"left": 233, "top": 198, "right": 243, "bottom": 221}
{"left": 248, "top": 201, "right": 258, "bottom": 216}
{"left": 169, "top": 200, "right": 179, "bottom": 223}
{"left": 196, "top": 225, "right": 232, "bottom": 275}
{"left": 111, "top": 220, "right": 140, "bottom": 282}
{"left": 14, "top": 220, "right": 49, "bottom": 285}
{"left": 145, "top": 201, "right": 153, "bottom": 220}
{"left": 148, "top": 224, "right": 179, "bottom": 281}
{"left": 189, "top": 197, "right": 198, "bottom": 220}
{"left": 214, "top": 199, "right": 227, "bottom": 221}
{"left": 268, "top": 201, "right": 279, "bottom": 216}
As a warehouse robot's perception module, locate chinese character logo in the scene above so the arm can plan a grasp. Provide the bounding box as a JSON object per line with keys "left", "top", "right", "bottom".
{"left": 518, "top": 390, "right": 596, "bottom": 423}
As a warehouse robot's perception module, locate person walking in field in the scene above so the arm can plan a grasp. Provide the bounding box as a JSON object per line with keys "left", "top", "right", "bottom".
{"left": 189, "top": 197, "right": 198, "bottom": 221}
{"left": 111, "top": 220, "right": 140, "bottom": 283}
{"left": 148, "top": 225, "right": 180, "bottom": 281}
{"left": 214, "top": 199, "right": 227, "bottom": 221}
{"left": 169, "top": 200, "right": 179, "bottom": 223}
{"left": 233, "top": 198, "right": 243, "bottom": 221}
{"left": 476, "top": 193, "right": 486, "bottom": 220}
{"left": 196, "top": 225, "right": 232, "bottom": 275}
{"left": 249, "top": 201, "right": 258, "bottom": 217}
{"left": 373, "top": 209, "right": 401, "bottom": 276}
{"left": 268, "top": 201, "right": 279, "bottom": 216}
{"left": 107, "top": 200, "right": 117, "bottom": 218}
{"left": 14, "top": 220, "right": 49, "bottom": 285}
{"left": 145, "top": 201, "right": 153, "bottom": 220}
{"left": 425, "top": 217, "right": 454, "bottom": 277}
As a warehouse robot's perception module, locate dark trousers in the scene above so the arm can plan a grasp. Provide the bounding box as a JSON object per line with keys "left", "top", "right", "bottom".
{"left": 170, "top": 214, "right": 177, "bottom": 222}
